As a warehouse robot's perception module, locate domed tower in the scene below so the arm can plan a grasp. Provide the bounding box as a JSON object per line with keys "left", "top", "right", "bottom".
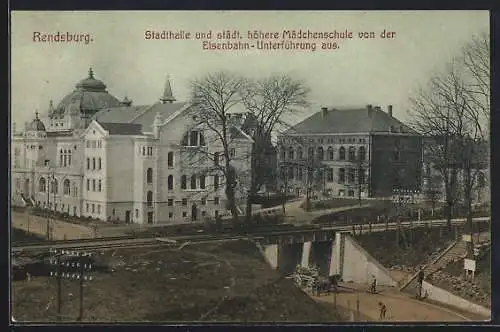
{"left": 55, "top": 67, "right": 122, "bottom": 129}
{"left": 24, "top": 112, "right": 47, "bottom": 168}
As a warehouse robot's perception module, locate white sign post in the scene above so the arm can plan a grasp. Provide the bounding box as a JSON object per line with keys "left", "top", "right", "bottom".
{"left": 464, "top": 258, "right": 476, "bottom": 280}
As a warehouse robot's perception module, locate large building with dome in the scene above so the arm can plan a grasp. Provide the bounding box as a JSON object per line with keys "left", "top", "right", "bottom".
{"left": 11, "top": 68, "right": 254, "bottom": 224}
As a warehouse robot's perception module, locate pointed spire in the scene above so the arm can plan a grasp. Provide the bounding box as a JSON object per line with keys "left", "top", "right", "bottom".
{"left": 160, "top": 75, "right": 176, "bottom": 104}
{"left": 122, "top": 94, "right": 133, "bottom": 106}
{"left": 88, "top": 67, "right": 94, "bottom": 79}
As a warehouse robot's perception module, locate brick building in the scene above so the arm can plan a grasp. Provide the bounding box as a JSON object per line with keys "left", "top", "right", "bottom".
{"left": 276, "top": 105, "right": 423, "bottom": 198}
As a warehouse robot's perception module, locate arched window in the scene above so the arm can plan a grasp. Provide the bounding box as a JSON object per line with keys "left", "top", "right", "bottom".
{"left": 359, "top": 146, "right": 366, "bottom": 161}
{"left": 98, "top": 180, "right": 102, "bottom": 192}
{"left": 92, "top": 157, "right": 96, "bottom": 170}
{"left": 317, "top": 147, "right": 324, "bottom": 160}
{"left": 51, "top": 179, "right": 58, "bottom": 194}
{"left": 181, "top": 175, "right": 187, "bottom": 189}
{"left": 214, "top": 152, "right": 219, "bottom": 166}
{"left": 288, "top": 147, "right": 294, "bottom": 160}
{"left": 98, "top": 157, "right": 102, "bottom": 170}
{"left": 200, "top": 175, "right": 206, "bottom": 189}
{"left": 147, "top": 191, "right": 153, "bottom": 206}
{"left": 214, "top": 175, "right": 219, "bottom": 190}
{"left": 39, "top": 177, "right": 46, "bottom": 192}
{"left": 190, "top": 175, "right": 197, "bottom": 189}
{"left": 146, "top": 168, "right": 153, "bottom": 184}
{"left": 63, "top": 179, "right": 70, "bottom": 195}
{"left": 281, "top": 149, "right": 286, "bottom": 160}
{"left": 348, "top": 147, "right": 356, "bottom": 161}
{"left": 168, "top": 175, "right": 174, "bottom": 190}
{"left": 327, "top": 146, "right": 334, "bottom": 160}
{"left": 297, "top": 147, "right": 303, "bottom": 160}
{"left": 87, "top": 158, "right": 90, "bottom": 170}
{"left": 167, "top": 152, "right": 174, "bottom": 167}
{"left": 339, "top": 147, "right": 346, "bottom": 160}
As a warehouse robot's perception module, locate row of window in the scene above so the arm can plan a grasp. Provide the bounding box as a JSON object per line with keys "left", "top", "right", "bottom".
{"left": 86, "top": 203, "right": 102, "bottom": 214}
{"left": 86, "top": 157, "right": 102, "bottom": 170}
{"left": 281, "top": 137, "right": 367, "bottom": 145}
{"left": 283, "top": 166, "right": 366, "bottom": 184}
{"left": 59, "top": 149, "right": 72, "bottom": 167}
{"left": 38, "top": 178, "right": 75, "bottom": 196}
{"left": 166, "top": 197, "right": 219, "bottom": 206}
{"left": 281, "top": 146, "right": 367, "bottom": 162}
{"left": 86, "top": 178, "right": 103, "bottom": 192}
{"left": 141, "top": 146, "right": 154, "bottom": 156}
{"left": 182, "top": 130, "right": 206, "bottom": 147}
{"left": 86, "top": 140, "right": 103, "bottom": 149}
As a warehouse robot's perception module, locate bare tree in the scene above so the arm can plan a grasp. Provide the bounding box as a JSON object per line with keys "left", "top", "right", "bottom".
{"left": 408, "top": 32, "right": 489, "bottom": 257}
{"left": 241, "top": 75, "right": 310, "bottom": 222}
{"left": 187, "top": 71, "right": 248, "bottom": 225}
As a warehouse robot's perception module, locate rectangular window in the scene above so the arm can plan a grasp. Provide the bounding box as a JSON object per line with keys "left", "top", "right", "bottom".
{"left": 182, "top": 211, "right": 187, "bottom": 217}
{"left": 97, "top": 205, "right": 101, "bottom": 214}
{"left": 202, "top": 211, "right": 206, "bottom": 216}
{"left": 92, "top": 179, "right": 96, "bottom": 191}
{"left": 230, "top": 148, "right": 236, "bottom": 157}
{"left": 87, "top": 179, "right": 90, "bottom": 191}
{"left": 135, "top": 209, "right": 139, "bottom": 218}
{"left": 92, "top": 204, "right": 95, "bottom": 213}
{"left": 169, "top": 212, "right": 173, "bottom": 219}
{"left": 201, "top": 198, "right": 206, "bottom": 205}
{"left": 168, "top": 199, "right": 174, "bottom": 206}
{"left": 348, "top": 168, "right": 356, "bottom": 183}
{"left": 86, "top": 203, "right": 89, "bottom": 212}
{"left": 98, "top": 158, "right": 102, "bottom": 170}
{"left": 87, "top": 158, "right": 90, "bottom": 170}
{"left": 214, "top": 197, "right": 219, "bottom": 205}
{"left": 327, "top": 168, "right": 334, "bottom": 182}
{"left": 338, "top": 168, "right": 345, "bottom": 184}
{"left": 182, "top": 198, "right": 187, "bottom": 206}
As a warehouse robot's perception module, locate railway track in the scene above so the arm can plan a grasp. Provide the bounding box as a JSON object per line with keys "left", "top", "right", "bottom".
{"left": 12, "top": 217, "right": 489, "bottom": 253}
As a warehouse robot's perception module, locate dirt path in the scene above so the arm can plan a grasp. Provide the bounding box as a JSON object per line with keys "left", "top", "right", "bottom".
{"left": 312, "top": 286, "right": 471, "bottom": 322}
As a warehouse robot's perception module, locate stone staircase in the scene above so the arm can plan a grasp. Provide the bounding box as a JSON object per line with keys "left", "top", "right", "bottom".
{"left": 400, "top": 239, "right": 468, "bottom": 295}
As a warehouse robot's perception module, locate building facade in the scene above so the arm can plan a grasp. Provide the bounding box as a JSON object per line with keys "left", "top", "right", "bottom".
{"left": 276, "top": 105, "right": 423, "bottom": 198}
{"left": 11, "top": 69, "right": 253, "bottom": 224}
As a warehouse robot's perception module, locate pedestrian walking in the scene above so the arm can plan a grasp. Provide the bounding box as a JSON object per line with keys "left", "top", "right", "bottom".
{"left": 378, "top": 302, "right": 387, "bottom": 320}
{"left": 417, "top": 269, "right": 425, "bottom": 299}
{"left": 370, "top": 275, "right": 377, "bottom": 294}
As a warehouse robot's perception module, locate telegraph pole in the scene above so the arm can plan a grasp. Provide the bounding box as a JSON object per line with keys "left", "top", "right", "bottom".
{"left": 49, "top": 249, "right": 94, "bottom": 321}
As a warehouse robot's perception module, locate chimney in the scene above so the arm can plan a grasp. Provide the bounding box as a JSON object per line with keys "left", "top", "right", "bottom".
{"left": 388, "top": 105, "right": 393, "bottom": 117}
{"left": 321, "top": 107, "right": 328, "bottom": 118}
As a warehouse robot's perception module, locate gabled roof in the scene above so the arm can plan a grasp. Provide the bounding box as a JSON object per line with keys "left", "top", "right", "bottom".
{"left": 93, "top": 102, "right": 188, "bottom": 132}
{"left": 98, "top": 122, "right": 143, "bottom": 135}
{"left": 284, "top": 107, "right": 416, "bottom": 135}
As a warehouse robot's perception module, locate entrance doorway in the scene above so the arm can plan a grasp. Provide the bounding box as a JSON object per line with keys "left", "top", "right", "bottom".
{"left": 191, "top": 204, "right": 198, "bottom": 221}
{"left": 147, "top": 212, "right": 154, "bottom": 224}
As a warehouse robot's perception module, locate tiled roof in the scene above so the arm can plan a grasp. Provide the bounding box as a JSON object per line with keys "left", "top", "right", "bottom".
{"left": 284, "top": 107, "right": 416, "bottom": 135}
{"left": 98, "top": 122, "right": 143, "bottom": 135}
{"left": 93, "top": 102, "right": 188, "bottom": 132}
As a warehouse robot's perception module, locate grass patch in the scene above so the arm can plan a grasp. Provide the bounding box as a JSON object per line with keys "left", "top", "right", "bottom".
{"left": 12, "top": 240, "right": 343, "bottom": 322}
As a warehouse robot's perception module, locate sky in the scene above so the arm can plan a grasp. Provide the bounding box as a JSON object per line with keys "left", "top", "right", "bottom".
{"left": 10, "top": 10, "right": 489, "bottom": 129}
